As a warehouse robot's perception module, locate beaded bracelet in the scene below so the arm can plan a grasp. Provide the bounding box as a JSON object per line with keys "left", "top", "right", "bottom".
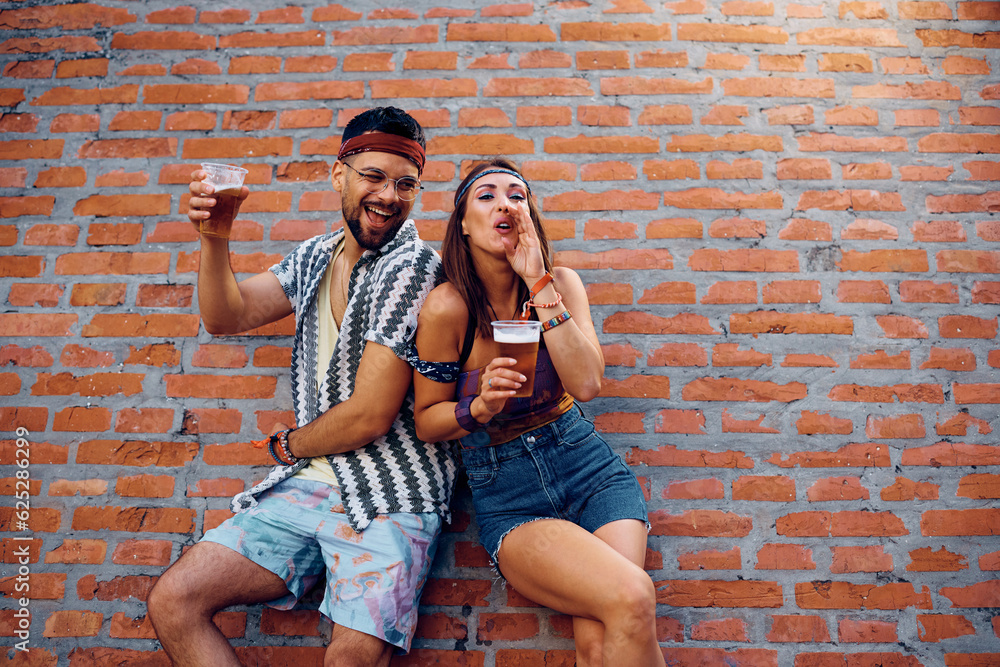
{"left": 541, "top": 310, "right": 572, "bottom": 332}
{"left": 454, "top": 395, "right": 486, "bottom": 432}
{"left": 521, "top": 291, "right": 562, "bottom": 318}
{"left": 267, "top": 429, "right": 299, "bottom": 466}
{"left": 526, "top": 291, "right": 562, "bottom": 310}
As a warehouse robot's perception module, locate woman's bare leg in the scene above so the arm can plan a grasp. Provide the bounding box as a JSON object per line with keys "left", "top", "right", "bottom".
{"left": 569, "top": 519, "right": 653, "bottom": 666}
{"left": 497, "top": 518, "right": 664, "bottom": 666}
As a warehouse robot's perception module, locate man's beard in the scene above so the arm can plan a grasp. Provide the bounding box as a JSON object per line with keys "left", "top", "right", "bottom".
{"left": 342, "top": 195, "right": 407, "bottom": 250}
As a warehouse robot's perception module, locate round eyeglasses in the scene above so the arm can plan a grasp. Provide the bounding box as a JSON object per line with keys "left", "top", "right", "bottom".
{"left": 342, "top": 162, "right": 422, "bottom": 201}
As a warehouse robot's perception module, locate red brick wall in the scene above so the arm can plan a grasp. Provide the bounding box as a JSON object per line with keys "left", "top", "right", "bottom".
{"left": 1, "top": 1, "right": 998, "bottom": 665}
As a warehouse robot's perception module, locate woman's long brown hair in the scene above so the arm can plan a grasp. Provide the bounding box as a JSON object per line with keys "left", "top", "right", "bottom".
{"left": 441, "top": 158, "right": 554, "bottom": 341}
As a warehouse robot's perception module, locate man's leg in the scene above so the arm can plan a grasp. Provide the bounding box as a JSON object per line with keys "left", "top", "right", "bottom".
{"left": 323, "top": 625, "right": 393, "bottom": 667}
{"left": 148, "top": 541, "right": 291, "bottom": 667}
{"left": 315, "top": 511, "right": 443, "bottom": 661}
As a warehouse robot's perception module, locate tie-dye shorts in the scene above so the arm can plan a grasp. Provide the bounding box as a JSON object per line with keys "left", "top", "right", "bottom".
{"left": 201, "top": 476, "right": 441, "bottom": 653}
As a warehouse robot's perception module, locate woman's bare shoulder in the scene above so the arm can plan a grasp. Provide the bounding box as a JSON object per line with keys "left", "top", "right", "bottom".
{"left": 420, "top": 282, "right": 469, "bottom": 325}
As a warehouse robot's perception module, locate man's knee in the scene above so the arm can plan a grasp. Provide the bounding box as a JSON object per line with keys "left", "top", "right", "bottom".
{"left": 147, "top": 567, "right": 185, "bottom": 634}
{"left": 323, "top": 631, "right": 392, "bottom": 667}
{"left": 148, "top": 548, "right": 218, "bottom": 626}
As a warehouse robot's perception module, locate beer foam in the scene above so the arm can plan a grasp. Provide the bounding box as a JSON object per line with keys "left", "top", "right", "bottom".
{"left": 493, "top": 327, "right": 539, "bottom": 344}
{"left": 213, "top": 185, "right": 242, "bottom": 195}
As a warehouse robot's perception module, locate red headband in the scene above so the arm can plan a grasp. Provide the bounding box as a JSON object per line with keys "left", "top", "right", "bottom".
{"left": 337, "top": 132, "right": 426, "bottom": 174}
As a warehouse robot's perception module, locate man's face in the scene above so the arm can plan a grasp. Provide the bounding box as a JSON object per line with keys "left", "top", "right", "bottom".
{"left": 334, "top": 151, "right": 419, "bottom": 251}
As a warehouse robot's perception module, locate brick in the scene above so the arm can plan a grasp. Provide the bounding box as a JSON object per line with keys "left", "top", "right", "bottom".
{"left": 111, "top": 540, "right": 172, "bottom": 566}
{"left": 939, "top": 315, "right": 997, "bottom": 339}
{"left": 829, "top": 384, "right": 944, "bottom": 403}
{"left": 708, "top": 216, "right": 764, "bottom": 238}
{"left": 43, "top": 539, "right": 106, "bottom": 565}
{"left": 722, "top": 409, "right": 780, "bottom": 434}
{"left": 917, "top": 615, "right": 976, "bottom": 643}
{"left": 183, "top": 477, "right": 243, "bottom": 498}
{"left": 779, "top": 219, "right": 833, "bottom": 241}
{"left": 43, "top": 610, "right": 103, "bottom": 638}
{"left": 756, "top": 544, "right": 816, "bottom": 571}
{"left": 875, "top": 316, "right": 929, "bottom": 339}
{"left": 954, "top": 383, "right": 1000, "bottom": 404}
{"left": 655, "top": 409, "right": 706, "bottom": 434}
{"left": 701, "top": 281, "right": 756, "bottom": 304}
{"left": 907, "top": 547, "right": 968, "bottom": 572}
{"left": 682, "top": 377, "right": 807, "bottom": 402}
{"left": 665, "top": 478, "right": 724, "bottom": 500}
{"left": 115, "top": 474, "right": 175, "bottom": 498}
{"left": 53, "top": 406, "right": 111, "bottom": 432}
{"left": 477, "top": 613, "right": 539, "bottom": 642}
{"left": 902, "top": 441, "right": 1000, "bottom": 466}
{"left": 647, "top": 343, "right": 709, "bottom": 367}
{"left": 781, "top": 354, "right": 838, "bottom": 368}
{"left": 731, "top": 312, "right": 851, "bottom": 335}
{"left": 769, "top": 443, "right": 889, "bottom": 467}
{"left": 922, "top": 509, "right": 1000, "bottom": 536}
{"left": 79, "top": 314, "right": 198, "bottom": 338}
{"left": 0, "top": 505, "right": 61, "bottom": 532}
{"left": 656, "top": 579, "right": 782, "bottom": 608}
{"left": 733, "top": 476, "right": 795, "bottom": 501}
{"left": 831, "top": 546, "right": 893, "bottom": 573}
{"left": 76, "top": 440, "right": 198, "bottom": 467}
{"left": 0, "top": 113, "right": 40, "bottom": 133}
{"left": 631, "top": 282, "right": 692, "bottom": 305}
{"left": 181, "top": 408, "right": 241, "bottom": 434}
{"left": 650, "top": 510, "right": 752, "bottom": 537}
{"left": 850, "top": 350, "right": 910, "bottom": 369}
{"left": 957, "top": 474, "right": 1000, "bottom": 499}
{"left": 935, "top": 413, "right": 991, "bottom": 436}
{"left": 767, "top": 615, "right": 830, "bottom": 642}
{"left": 939, "top": 580, "right": 1000, "bottom": 608}
{"left": 0, "top": 407, "right": 48, "bottom": 432}
{"left": 0, "top": 313, "right": 77, "bottom": 339}
{"left": 796, "top": 581, "right": 932, "bottom": 610}
{"left": 900, "top": 281, "right": 960, "bottom": 303}
{"left": 796, "top": 411, "right": 853, "bottom": 435}
{"left": 691, "top": 617, "right": 749, "bottom": 641}
{"left": 49, "top": 479, "right": 107, "bottom": 497}
{"left": 689, "top": 249, "right": 797, "bottom": 271}
{"left": 808, "top": 477, "right": 870, "bottom": 502}
{"left": 8, "top": 284, "right": 61, "bottom": 308}
{"left": 799, "top": 190, "right": 907, "bottom": 213}
{"left": 866, "top": 414, "right": 925, "bottom": 438}
{"left": 421, "top": 579, "right": 491, "bottom": 607}
{"left": 839, "top": 619, "right": 897, "bottom": 643}
{"left": 72, "top": 506, "right": 195, "bottom": 533}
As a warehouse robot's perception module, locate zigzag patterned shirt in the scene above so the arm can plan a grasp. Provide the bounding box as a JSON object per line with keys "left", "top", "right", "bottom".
{"left": 230, "top": 221, "right": 457, "bottom": 531}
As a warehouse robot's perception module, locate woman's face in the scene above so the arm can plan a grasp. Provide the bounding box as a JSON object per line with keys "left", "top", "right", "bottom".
{"left": 460, "top": 172, "right": 530, "bottom": 253}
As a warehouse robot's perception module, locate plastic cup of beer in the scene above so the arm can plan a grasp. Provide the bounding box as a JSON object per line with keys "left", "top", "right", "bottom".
{"left": 491, "top": 320, "right": 541, "bottom": 398}
{"left": 199, "top": 163, "right": 248, "bottom": 238}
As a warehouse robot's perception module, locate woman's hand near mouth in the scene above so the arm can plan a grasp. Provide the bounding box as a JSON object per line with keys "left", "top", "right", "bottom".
{"left": 500, "top": 200, "right": 545, "bottom": 284}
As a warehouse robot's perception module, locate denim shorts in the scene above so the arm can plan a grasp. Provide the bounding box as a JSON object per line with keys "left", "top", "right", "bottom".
{"left": 459, "top": 404, "right": 649, "bottom": 577}
{"left": 201, "top": 477, "right": 441, "bottom": 653}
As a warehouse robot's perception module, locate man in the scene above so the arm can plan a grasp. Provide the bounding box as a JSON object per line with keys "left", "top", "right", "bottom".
{"left": 148, "top": 107, "right": 457, "bottom": 666}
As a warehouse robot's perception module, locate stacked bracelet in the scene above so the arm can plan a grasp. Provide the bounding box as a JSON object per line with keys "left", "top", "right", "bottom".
{"left": 455, "top": 395, "right": 486, "bottom": 432}
{"left": 525, "top": 291, "right": 562, "bottom": 310}
{"left": 528, "top": 272, "right": 554, "bottom": 299}
{"left": 541, "top": 310, "right": 572, "bottom": 332}
{"left": 267, "top": 429, "right": 299, "bottom": 466}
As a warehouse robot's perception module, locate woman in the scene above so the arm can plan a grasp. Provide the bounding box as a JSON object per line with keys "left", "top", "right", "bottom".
{"left": 412, "top": 159, "right": 664, "bottom": 664}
